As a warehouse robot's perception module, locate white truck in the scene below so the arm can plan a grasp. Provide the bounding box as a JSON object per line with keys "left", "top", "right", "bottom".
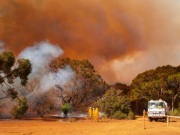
{"left": 147, "top": 99, "right": 169, "bottom": 122}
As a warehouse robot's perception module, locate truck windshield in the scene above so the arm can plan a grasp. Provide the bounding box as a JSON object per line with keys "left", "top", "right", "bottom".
{"left": 148, "top": 102, "right": 164, "bottom": 109}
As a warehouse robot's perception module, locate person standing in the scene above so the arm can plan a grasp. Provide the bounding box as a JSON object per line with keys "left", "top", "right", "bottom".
{"left": 88, "top": 107, "right": 92, "bottom": 119}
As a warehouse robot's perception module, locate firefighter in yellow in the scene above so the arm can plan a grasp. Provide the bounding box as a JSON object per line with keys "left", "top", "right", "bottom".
{"left": 92, "top": 108, "right": 95, "bottom": 119}
{"left": 93, "top": 108, "right": 99, "bottom": 122}
{"left": 88, "top": 107, "right": 92, "bottom": 119}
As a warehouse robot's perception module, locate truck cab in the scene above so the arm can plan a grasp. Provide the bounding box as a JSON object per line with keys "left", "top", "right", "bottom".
{"left": 147, "top": 99, "right": 168, "bottom": 122}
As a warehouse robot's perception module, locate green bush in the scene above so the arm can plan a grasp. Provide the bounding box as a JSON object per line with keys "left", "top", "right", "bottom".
{"left": 127, "top": 111, "right": 135, "bottom": 120}
{"left": 169, "top": 109, "right": 180, "bottom": 116}
{"left": 11, "top": 97, "right": 28, "bottom": 118}
{"left": 95, "top": 87, "right": 133, "bottom": 119}
{"left": 61, "top": 103, "right": 71, "bottom": 117}
{"left": 169, "top": 111, "right": 173, "bottom": 115}
{"left": 173, "top": 109, "right": 180, "bottom": 116}
{"left": 178, "top": 103, "right": 180, "bottom": 112}
{"left": 111, "top": 111, "right": 127, "bottom": 119}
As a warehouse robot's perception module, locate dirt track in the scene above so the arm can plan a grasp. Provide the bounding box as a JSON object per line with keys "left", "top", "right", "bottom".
{"left": 0, "top": 116, "right": 180, "bottom": 135}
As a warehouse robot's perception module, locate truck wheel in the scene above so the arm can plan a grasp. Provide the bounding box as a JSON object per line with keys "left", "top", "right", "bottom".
{"left": 149, "top": 118, "right": 153, "bottom": 122}
{"left": 154, "top": 119, "right": 158, "bottom": 122}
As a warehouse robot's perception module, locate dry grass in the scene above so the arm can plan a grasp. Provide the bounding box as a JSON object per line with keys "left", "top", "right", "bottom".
{"left": 0, "top": 116, "right": 180, "bottom": 135}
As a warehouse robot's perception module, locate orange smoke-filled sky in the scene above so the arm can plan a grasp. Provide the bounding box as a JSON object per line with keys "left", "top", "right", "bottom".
{"left": 0, "top": 0, "right": 180, "bottom": 84}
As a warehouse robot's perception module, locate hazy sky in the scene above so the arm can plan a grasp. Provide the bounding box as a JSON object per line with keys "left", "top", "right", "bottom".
{"left": 0, "top": 0, "right": 180, "bottom": 84}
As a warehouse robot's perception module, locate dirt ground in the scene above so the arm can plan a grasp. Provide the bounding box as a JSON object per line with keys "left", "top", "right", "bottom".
{"left": 0, "top": 116, "right": 180, "bottom": 135}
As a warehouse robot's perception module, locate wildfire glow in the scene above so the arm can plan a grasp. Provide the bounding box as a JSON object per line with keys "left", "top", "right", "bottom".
{"left": 0, "top": 0, "right": 180, "bottom": 84}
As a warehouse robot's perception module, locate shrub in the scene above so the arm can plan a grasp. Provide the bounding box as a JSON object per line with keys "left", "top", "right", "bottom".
{"left": 95, "top": 87, "right": 132, "bottom": 119}
{"left": 111, "top": 111, "right": 127, "bottom": 119}
{"left": 127, "top": 111, "right": 135, "bottom": 120}
{"left": 169, "top": 108, "right": 180, "bottom": 116}
{"left": 11, "top": 98, "right": 28, "bottom": 118}
{"left": 98, "top": 118, "right": 109, "bottom": 123}
{"left": 178, "top": 103, "right": 180, "bottom": 111}
{"left": 173, "top": 109, "right": 180, "bottom": 116}
{"left": 61, "top": 103, "right": 71, "bottom": 117}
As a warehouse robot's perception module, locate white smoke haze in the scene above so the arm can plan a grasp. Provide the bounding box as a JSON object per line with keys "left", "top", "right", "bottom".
{"left": 26, "top": 65, "right": 75, "bottom": 106}
{"left": 18, "top": 40, "right": 64, "bottom": 73}
{"left": 39, "top": 65, "right": 75, "bottom": 94}
{"left": 25, "top": 65, "right": 75, "bottom": 113}
{"left": 0, "top": 99, "right": 13, "bottom": 118}
{"left": 17, "top": 41, "right": 76, "bottom": 108}
{"left": 54, "top": 112, "right": 87, "bottom": 118}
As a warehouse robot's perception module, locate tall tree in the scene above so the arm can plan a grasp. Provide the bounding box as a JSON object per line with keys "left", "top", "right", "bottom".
{"left": 110, "top": 83, "right": 130, "bottom": 96}
{"left": 167, "top": 73, "right": 180, "bottom": 111}
{"left": 130, "top": 65, "right": 179, "bottom": 113}
{"left": 0, "top": 51, "right": 32, "bottom": 100}
{"left": 50, "top": 58, "right": 108, "bottom": 111}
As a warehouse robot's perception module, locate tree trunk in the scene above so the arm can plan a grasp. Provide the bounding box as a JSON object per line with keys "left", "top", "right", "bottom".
{"left": 172, "top": 96, "right": 174, "bottom": 112}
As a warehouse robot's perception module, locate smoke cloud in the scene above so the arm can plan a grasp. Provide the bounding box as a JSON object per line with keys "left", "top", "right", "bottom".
{"left": 17, "top": 41, "right": 75, "bottom": 115}
{"left": 0, "top": 41, "right": 75, "bottom": 117}
{"left": 39, "top": 66, "right": 75, "bottom": 94}
{"left": 19, "top": 41, "right": 63, "bottom": 73}
{"left": 19, "top": 41, "right": 75, "bottom": 95}
{"left": 1, "top": 0, "right": 180, "bottom": 84}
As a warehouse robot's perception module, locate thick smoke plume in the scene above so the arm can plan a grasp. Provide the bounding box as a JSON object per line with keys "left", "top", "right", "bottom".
{"left": 19, "top": 41, "right": 63, "bottom": 73}
{"left": 1, "top": 0, "right": 180, "bottom": 84}
{"left": 19, "top": 41, "right": 75, "bottom": 95}
{"left": 0, "top": 41, "right": 74, "bottom": 117}
{"left": 39, "top": 66, "right": 74, "bottom": 95}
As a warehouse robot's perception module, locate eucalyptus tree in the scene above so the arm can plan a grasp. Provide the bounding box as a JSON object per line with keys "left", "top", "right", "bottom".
{"left": 0, "top": 51, "right": 32, "bottom": 100}
{"left": 50, "top": 57, "right": 108, "bottom": 111}
{"left": 94, "top": 87, "right": 132, "bottom": 119}
{"left": 167, "top": 73, "right": 180, "bottom": 111}
{"left": 131, "top": 65, "right": 179, "bottom": 113}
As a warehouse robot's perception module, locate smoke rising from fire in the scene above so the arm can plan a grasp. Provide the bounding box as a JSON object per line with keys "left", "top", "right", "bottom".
{"left": 1, "top": 0, "right": 180, "bottom": 84}
{"left": 19, "top": 41, "right": 63, "bottom": 73}
{"left": 19, "top": 41, "right": 75, "bottom": 95}
{"left": 0, "top": 41, "right": 75, "bottom": 117}
{"left": 39, "top": 66, "right": 74, "bottom": 95}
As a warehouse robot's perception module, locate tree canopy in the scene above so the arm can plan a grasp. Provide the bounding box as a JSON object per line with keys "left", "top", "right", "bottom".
{"left": 50, "top": 57, "right": 108, "bottom": 111}
{"left": 131, "top": 65, "right": 180, "bottom": 113}
{"left": 94, "top": 87, "right": 134, "bottom": 119}
{"left": 0, "top": 51, "right": 32, "bottom": 100}
{"left": 2, "top": 50, "right": 180, "bottom": 118}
